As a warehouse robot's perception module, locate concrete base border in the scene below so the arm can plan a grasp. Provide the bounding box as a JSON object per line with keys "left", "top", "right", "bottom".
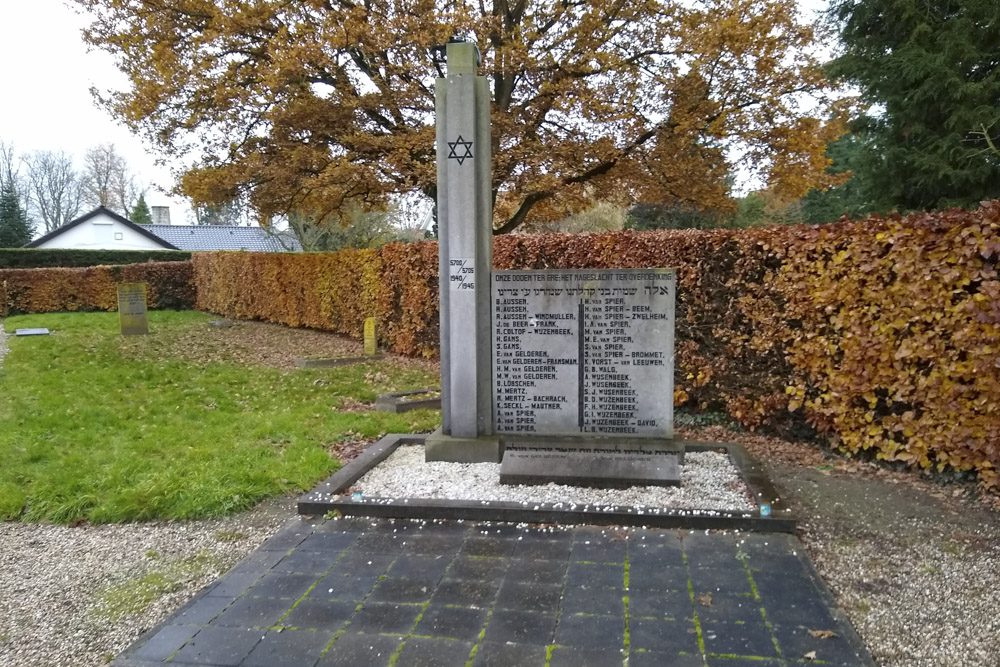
{"left": 299, "top": 434, "right": 795, "bottom": 532}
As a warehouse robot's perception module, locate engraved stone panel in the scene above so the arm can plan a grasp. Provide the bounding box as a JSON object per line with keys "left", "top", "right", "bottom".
{"left": 492, "top": 268, "right": 675, "bottom": 437}
{"left": 499, "top": 447, "right": 680, "bottom": 488}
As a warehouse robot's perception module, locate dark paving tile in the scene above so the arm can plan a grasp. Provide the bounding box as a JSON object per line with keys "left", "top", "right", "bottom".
{"left": 170, "top": 626, "right": 262, "bottom": 665}
{"left": 205, "top": 571, "right": 263, "bottom": 598}
{"left": 281, "top": 599, "right": 356, "bottom": 631}
{"left": 316, "top": 632, "right": 400, "bottom": 667}
{"left": 227, "top": 548, "right": 287, "bottom": 575}
{"left": 482, "top": 609, "right": 557, "bottom": 646}
{"left": 695, "top": 593, "right": 763, "bottom": 626}
{"left": 495, "top": 581, "right": 562, "bottom": 613}
{"left": 771, "top": 624, "right": 868, "bottom": 666}
{"left": 561, "top": 585, "right": 624, "bottom": 616}
{"left": 512, "top": 538, "right": 573, "bottom": 560}
{"left": 130, "top": 624, "right": 198, "bottom": 662}
{"left": 430, "top": 578, "right": 501, "bottom": 608}
{"left": 470, "top": 523, "right": 522, "bottom": 539}
{"left": 570, "top": 534, "right": 627, "bottom": 564}
{"left": 402, "top": 533, "right": 468, "bottom": 555}
{"left": 389, "top": 553, "right": 453, "bottom": 579}
{"left": 628, "top": 648, "right": 705, "bottom": 666}
{"left": 520, "top": 526, "right": 574, "bottom": 542}
{"left": 312, "top": 516, "right": 372, "bottom": 533}
{"left": 414, "top": 604, "right": 488, "bottom": 641}
{"left": 705, "top": 659, "right": 781, "bottom": 666}
{"left": 396, "top": 637, "right": 474, "bottom": 666}
{"left": 171, "top": 594, "right": 232, "bottom": 625}
{"left": 461, "top": 536, "right": 518, "bottom": 557}
{"left": 330, "top": 552, "right": 395, "bottom": 574}
{"left": 504, "top": 557, "right": 567, "bottom": 585}
{"left": 683, "top": 534, "right": 741, "bottom": 569}
{"left": 554, "top": 613, "right": 624, "bottom": 650}
{"left": 242, "top": 628, "right": 335, "bottom": 667}
{"left": 628, "top": 542, "right": 686, "bottom": 568}
{"left": 367, "top": 577, "right": 436, "bottom": 604}
{"left": 297, "top": 532, "right": 360, "bottom": 553}
{"left": 274, "top": 549, "right": 338, "bottom": 574}
{"left": 471, "top": 640, "right": 548, "bottom": 667}
{"left": 629, "top": 617, "right": 700, "bottom": 653}
{"left": 312, "top": 572, "right": 381, "bottom": 602}
{"left": 689, "top": 566, "right": 753, "bottom": 595}
{"left": 702, "top": 619, "right": 779, "bottom": 659}
{"left": 349, "top": 602, "right": 422, "bottom": 634}
{"left": 258, "top": 525, "right": 311, "bottom": 552}
{"left": 549, "top": 646, "right": 623, "bottom": 667}
{"left": 446, "top": 555, "right": 509, "bottom": 582}
{"left": 628, "top": 588, "right": 694, "bottom": 619}
{"left": 352, "top": 532, "right": 407, "bottom": 553}
{"left": 567, "top": 562, "right": 624, "bottom": 589}
{"left": 210, "top": 596, "right": 291, "bottom": 628}
{"left": 247, "top": 572, "right": 318, "bottom": 599}
{"left": 628, "top": 563, "right": 688, "bottom": 591}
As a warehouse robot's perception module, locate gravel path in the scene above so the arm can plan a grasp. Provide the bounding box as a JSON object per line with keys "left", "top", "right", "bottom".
{"left": 353, "top": 445, "right": 756, "bottom": 512}
{"left": 0, "top": 497, "right": 297, "bottom": 667}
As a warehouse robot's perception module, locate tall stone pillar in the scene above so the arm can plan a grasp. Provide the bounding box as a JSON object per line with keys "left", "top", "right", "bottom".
{"left": 425, "top": 40, "right": 500, "bottom": 463}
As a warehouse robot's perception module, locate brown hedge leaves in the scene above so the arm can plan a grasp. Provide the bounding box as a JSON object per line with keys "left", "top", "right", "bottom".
{"left": 0, "top": 262, "right": 195, "bottom": 315}
{"left": 161, "top": 204, "right": 1000, "bottom": 490}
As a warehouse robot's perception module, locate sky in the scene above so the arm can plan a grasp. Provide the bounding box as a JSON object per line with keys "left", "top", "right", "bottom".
{"left": 0, "top": 0, "right": 832, "bottom": 228}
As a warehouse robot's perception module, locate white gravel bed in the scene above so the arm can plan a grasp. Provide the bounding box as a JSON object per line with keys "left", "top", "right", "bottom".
{"left": 352, "top": 445, "right": 757, "bottom": 512}
{"left": 807, "top": 519, "right": 1000, "bottom": 667}
{"left": 0, "top": 497, "right": 296, "bottom": 667}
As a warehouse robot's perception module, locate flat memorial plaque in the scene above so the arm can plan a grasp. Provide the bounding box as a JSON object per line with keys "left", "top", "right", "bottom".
{"left": 499, "top": 447, "right": 680, "bottom": 488}
{"left": 14, "top": 328, "right": 50, "bottom": 336}
{"left": 492, "top": 268, "right": 675, "bottom": 437}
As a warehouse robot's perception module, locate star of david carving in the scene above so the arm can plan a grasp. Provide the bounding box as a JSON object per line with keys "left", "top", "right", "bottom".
{"left": 447, "top": 135, "right": 474, "bottom": 165}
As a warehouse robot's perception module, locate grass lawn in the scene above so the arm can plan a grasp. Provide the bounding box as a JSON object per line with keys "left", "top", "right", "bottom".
{"left": 0, "top": 311, "right": 441, "bottom": 523}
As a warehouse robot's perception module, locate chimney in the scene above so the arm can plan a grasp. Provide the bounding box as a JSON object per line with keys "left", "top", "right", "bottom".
{"left": 151, "top": 206, "right": 171, "bottom": 225}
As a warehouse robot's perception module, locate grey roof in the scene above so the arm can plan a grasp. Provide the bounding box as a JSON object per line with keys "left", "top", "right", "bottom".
{"left": 143, "top": 225, "right": 302, "bottom": 252}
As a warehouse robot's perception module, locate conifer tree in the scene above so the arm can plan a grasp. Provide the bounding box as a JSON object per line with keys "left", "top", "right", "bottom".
{"left": 829, "top": 0, "right": 1000, "bottom": 211}
{"left": 0, "top": 181, "right": 34, "bottom": 247}
{"left": 130, "top": 193, "right": 153, "bottom": 224}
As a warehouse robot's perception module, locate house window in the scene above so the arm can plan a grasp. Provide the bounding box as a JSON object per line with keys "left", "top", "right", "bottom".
{"left": 114, "top": 232, "right": 124, "bottom": 240}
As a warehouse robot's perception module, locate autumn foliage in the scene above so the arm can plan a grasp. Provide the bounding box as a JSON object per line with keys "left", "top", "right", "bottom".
{"left": 77, "top": 0, "right": 846, "bottom": 230}
{"left": 0, "top": 262, "right": 195, "bottom": 315}
{"left": 188, "top": 203, "right": 1000, "bottom": 490}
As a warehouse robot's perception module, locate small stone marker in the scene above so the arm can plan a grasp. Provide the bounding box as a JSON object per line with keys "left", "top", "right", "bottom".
{"left": 14, "top": 328, "right": 50, "bottom": 336}
{"left": 500, "top": 447, "right": 680, "bottom": 488}
{"left": 117, "top": 283, "right": 149, "bottom": 336}
{"left": 364, "top": 317, "right": 377, "bottom": 357}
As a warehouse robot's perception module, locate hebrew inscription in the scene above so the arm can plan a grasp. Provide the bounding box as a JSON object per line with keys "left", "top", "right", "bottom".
{"left": 492, "top": 268, "right": 675, "bottom": 437}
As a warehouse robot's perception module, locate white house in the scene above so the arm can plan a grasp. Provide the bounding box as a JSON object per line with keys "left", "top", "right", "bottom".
{"left": 25, "top": 207, "right": 301, "bottom": 252}
{"left": 26, "top": 207, "right": 177, "bottom": 251}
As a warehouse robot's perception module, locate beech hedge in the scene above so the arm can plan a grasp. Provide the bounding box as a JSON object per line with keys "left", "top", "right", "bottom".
{"left": 0, "top": 261, "right": 195, "bottom": 315}
{"left": 191, "top": 203, "right": 1000, "bottom": 490}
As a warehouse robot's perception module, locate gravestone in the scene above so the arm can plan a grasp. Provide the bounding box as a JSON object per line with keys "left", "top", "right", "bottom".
{"left": 425, "top": 41, "right": 681, "bottom": 486}
{"left": 117, "top": 283, "right": 149, "bottom": 336}
{"left": 363, "top": 317, "right": 377, "bottom": 357}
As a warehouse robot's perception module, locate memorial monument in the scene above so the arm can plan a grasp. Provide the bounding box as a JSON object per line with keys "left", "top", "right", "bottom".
{"left": 427, "top": 41, "right": 681, "bottom": 486}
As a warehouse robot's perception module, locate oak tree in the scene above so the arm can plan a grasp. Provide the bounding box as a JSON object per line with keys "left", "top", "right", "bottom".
{"left": 77, "top": 0, "right": 847, "bottom": 233}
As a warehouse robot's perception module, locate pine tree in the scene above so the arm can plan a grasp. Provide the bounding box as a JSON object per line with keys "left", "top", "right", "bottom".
{"left": 0, "top": 181, "right": 34, "bottom": 247}
{"left": 130, "top": 193, "right": 153, "bottom": 224}
{"left": 829, "top": 0, "right": 1000, "bottom": 211}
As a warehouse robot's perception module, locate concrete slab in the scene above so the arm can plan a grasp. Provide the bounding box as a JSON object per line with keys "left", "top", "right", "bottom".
{"left": 14, "top": 328, "right": 50, "bottom": 336}
{"left": 113, "top": 518, "right": 874, "bottom": 667}
{"left": 499, "top": 447, "right": 680, "bottom": 488}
